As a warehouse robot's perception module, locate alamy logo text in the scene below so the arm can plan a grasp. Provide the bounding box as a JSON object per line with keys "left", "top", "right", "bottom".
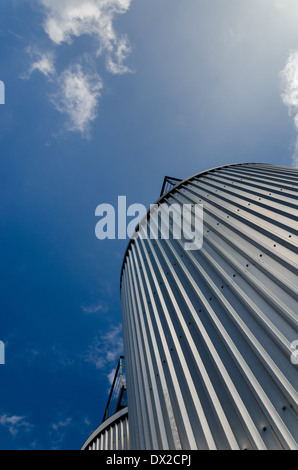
{"left": 0, "top": 81, "right": 5, "bottom": 105}
{"left": 0, "top": 341, "right": 5, "bottom": 365}
{"left": 95, "top": 196, "right": 204, "bottom": 251}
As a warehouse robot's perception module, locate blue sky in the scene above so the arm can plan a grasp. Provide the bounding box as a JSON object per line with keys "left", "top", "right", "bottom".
{"left": 0, "top": 0, "right": 298, "bottom": 450}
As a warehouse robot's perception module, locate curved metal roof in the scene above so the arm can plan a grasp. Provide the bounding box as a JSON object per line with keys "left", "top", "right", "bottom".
{"left": 120, "top": 162, "right": 265, "bottom": 286}
{"left": 120, "top": 162, "right": 298, "bottom": 450}
{"left": 81, "top": 407, "right": 129, "bottom": 451}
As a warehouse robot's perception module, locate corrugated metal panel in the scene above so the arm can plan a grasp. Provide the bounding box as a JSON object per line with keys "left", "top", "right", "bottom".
{"left": 81, "top": 408, "right": 130, "bottom": 451}
{"left": 120, "top": 163, "right": 298, "bottom": 451}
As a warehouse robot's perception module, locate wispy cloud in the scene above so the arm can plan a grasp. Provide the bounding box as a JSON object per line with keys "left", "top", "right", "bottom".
{"left": 281, "top": 50, "right": 298, "bottom": 167}
{"left": 0, "top": 414, "right": 33, "bottom": 437}
{"left": 49, "top": 414, "right": 92, "bottom": 449}
{"left": 81, "top": 301, "right": 108, "bottom": 314}
{"left": 39, "top": 0, "right": 132, "bottom": 70}
{"left": 51, "top": 64, "right": 102, "bottom": 134}
{"left": 52, "top": 417, "right": 72, "bottom": 432}
{"left": 25, "top": 0, "right": 133, "bottom": 136}
{"left": 84, "top": 324, "right": 123, "bottom": 370}
{"left": 50, "top": 416, "right": 73, "bottom": 449}
{"left": 25, "top": 48, "right": 56, "bottom": 79}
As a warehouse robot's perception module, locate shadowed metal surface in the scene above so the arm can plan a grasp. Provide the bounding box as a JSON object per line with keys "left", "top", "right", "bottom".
{"left": 120, "top": 163, "right": 298, "bottom": 450}
{"left": 81, "top": 408, "right": 130, "bottom": 450}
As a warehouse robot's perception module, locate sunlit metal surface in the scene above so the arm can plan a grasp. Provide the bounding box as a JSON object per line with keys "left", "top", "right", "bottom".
{"left": 120, "top": 163, "right": 298, "bottom": 450}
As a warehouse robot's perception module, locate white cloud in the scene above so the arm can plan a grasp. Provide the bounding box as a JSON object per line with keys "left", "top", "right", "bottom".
{"left": 0, "top": 414, "right": 33, "bottom": 437}
{"left": 280, "top": 51, "right": 298, "bottom": 114}
{"left": 106, "top": 35, "right": 132, "bottom": 74}
{"left": 39, "top": 0, "right": 130, "bottom": 47}
{"left": 281, "top": 50, "right": 298, "bottom": 167}
{"left": 38, "top": 0, "right": 133, "bottom": 79}
{"left": 26, "top": 0, "right": 132, "bottom": 136}
{"left": 23, "top": 48, "right": 56, "bottom": 79}
{"left": 51, "top": 64, "right": 102, "bottom": 134}
{"left": 84, "top": 324, "right": 123, "bottom": 370}
{"left": 30, "top": 54, "right": 56, "bottom": 78}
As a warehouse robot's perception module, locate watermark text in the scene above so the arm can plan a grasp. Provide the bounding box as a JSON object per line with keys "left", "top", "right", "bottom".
{"left": 95, "top": 196, "right": 203, "bottom": 251}
{"left": 0, "top": 80, "right": 5, "bottom": 105}
{"left": 0, "top": 341, "right": 5, "bottom": 365}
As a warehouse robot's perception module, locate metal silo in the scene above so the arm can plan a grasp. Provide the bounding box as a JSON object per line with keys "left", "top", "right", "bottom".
{"left": 120, "top": 162, "right": 298, "bottom": 451}
{"left": 81, "top": 408, "right": 129, "bottom": 451}
{"left": 81, "top": 357, "right": 130, "bottom": 451}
